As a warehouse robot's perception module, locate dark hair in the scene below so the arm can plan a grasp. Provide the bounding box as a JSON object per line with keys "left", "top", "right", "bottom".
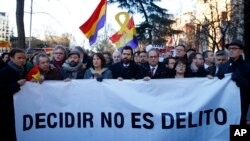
{"left": 173, "top": 58, "right": 188, "bottom": 77}
{"left": 188, "top": 52, "right": 196, "bottom": 63}
{"left": 164, "top": 57, "right": 176, "bottom": 65}
{"left": 186, "top": 48, "right": 196, "bottom": 53}
{"left": 173, "top": 58, "right": 188, "bottom": 70}
{"left": 139, "top": 50, "right": 147, "bottom": 55}
{"left": 176, "top": 44, "right": 186, "bottom": 51}
{"left": 9, "top": 48, "right": 25, "bottom": 58}
{"left": 202, "top": 50, "right": 213, "bottom": 58}
{"left": 1, "top": 52, "right": 9, "bottom": 59}
{"left": 188, "top": 52, "right": 203, "bottom": 64}
{"left": 134, "top": 51, "right": 140, "bottom": 56}
{"left": 103, "top": 51, "right": 112, "bottom": 58}
{"left": 91, "top": 53, "right": 106, "bottom": 69}
{"left": 103, "top": 51, "right": 113, "bottom": 64}
{"left": 121, "top": 46, "right": 133, "bottom": 55}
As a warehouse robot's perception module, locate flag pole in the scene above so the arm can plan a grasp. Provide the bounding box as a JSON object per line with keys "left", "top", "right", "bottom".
{"left": 104, "top": 0, "right": 108, "bottom": 50}
{"left": 105, "top": 16, "right": 107, "bottom": 43}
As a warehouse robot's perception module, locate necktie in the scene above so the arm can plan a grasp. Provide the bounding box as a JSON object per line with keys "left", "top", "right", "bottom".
{"left": 151, "top": 67, "right": 155, "bottom": 77}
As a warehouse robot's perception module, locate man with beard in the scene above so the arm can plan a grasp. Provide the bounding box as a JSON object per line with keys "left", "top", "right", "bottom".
{"left": 186, "top": 53, "right": 207, "bottom": 77}
{"left": 61, "top": 51, "right": 84, "bottom": 79}
{"left": 110, "top": 46, "right": 144, "bottom": 80}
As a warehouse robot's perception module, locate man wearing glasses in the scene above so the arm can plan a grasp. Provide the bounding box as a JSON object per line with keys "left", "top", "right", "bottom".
{"left": 142, "top": 49, "right": 172, "bottom": 81}
{"left": 217, "top": 39, "right": 248, "bottom": 125}
{"left": 217, "top": 40, "right": 244, "bottom": 75}
{"left": 51, "top": 45, "right": 67, "bottom": 72}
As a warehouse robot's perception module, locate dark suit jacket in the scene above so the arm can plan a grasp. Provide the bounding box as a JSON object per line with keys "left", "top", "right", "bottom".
{"left": 109, "top": 61, "right": 144, "bottom": 79}
{"left": 217, "top": 56, "right": 245, "bottom": 75}
{"left": 217, "top": 56, "right": 248, "bottom": 125}
{"left": 231, "top": 61, "right": 250, "bottom": 125}
{"left": 0, "top": 59, "right": 7, "bottom": 69}
{"left": 186, "top": 65, "right": 207, "bottom": 78}
{"left": 206, "top": 66, "right": 218, "bottom": 76}
{"left": 141, "top": 62, "right": 172, "bottom": 79}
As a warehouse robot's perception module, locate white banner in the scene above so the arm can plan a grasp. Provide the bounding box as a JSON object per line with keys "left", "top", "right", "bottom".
{"left": 14, "top": 75, "right": 241, "bottom": 141}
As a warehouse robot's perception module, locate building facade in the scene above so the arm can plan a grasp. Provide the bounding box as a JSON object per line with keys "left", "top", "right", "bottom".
{"left": 0, "top": 12, "right": 10, "bottom": 41}
{"left": 172, "top": 0, "right": 244, "bottom": 52}
{"left": 0, "top": 12, "right": 11, "bottom": 53}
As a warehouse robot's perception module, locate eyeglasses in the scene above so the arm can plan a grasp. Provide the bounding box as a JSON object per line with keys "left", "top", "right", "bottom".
{"left": 228, "top": 47, "right": 241, "bottom": 50}
{"left": 53, "top": 52, "right": 64, "bottom": 55}
{"left": 176, "top": 49, "right": 185, "bottom": 51}
{"left": 149, "top": 56, "right": 158, "bottom": 59}
{"left": 196, "top": 57, "right": 204, "bottom": 60}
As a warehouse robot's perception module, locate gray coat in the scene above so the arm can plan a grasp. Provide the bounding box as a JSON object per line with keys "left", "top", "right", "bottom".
{"left": 84, "top": 67, "right": 112, "bottom": 79}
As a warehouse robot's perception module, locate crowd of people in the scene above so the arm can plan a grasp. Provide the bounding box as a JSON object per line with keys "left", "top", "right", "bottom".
{"left": 0, "top": 39, "right": 249, "bottom": 141}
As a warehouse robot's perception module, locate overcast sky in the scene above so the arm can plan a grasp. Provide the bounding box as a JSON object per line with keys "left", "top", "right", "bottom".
{"left": 0, "top": 0, "right": 195, "bottom": 47}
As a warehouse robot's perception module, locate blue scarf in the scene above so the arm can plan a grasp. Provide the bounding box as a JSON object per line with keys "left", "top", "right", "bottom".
{"left": 8, "top": 61, "right": 24, "bottom": 78}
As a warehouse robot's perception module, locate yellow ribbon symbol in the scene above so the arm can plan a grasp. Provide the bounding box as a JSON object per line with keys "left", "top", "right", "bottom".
{"left": 115, "top": 12, "right": 131, "bottom": 34}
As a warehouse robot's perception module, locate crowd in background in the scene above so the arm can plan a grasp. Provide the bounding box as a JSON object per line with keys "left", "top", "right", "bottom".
{"left": 0, "top": 39, "right": 249, "bottom": 141}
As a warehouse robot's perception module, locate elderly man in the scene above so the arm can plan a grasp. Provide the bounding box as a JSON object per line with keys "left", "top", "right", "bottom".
{"left": 36, "top": 53, "right": 63, "bottom": 81}
{"left": 217, "top": 39, "right": 247, "bottom": 125}
{"left": 112, "top": 50, "right": 121, "bottom": 64}
{"left": 142, "top": 49, "right": 171, "bottom": 80}
{"left": 51, "top": 45, "right": 68, "bottom": 71}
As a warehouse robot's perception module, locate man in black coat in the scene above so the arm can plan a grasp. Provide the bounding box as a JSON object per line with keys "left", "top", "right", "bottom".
{"left": 231, "top": 61, "right": 250, "bottom": 125}
{"left": 0, "top": 48, "right": 26, "bottom": 141}
{"left": 186, "top": 53, "right": 207, "bottom": 78}
{"left": 217, "top": 39, "right": 247, "bottom": 125}
{"left": 109, "top": 46, "right": 144, "bottom": 80}
{"left": 207, "top": 50, "right": 228, "bottom": 77}
{"left": 142, "top": 49, "right": 172, "bottom": 80}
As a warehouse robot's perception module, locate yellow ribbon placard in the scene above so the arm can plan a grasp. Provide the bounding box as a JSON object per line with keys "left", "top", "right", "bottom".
{"left": 113, "top": 12, "right": 135, "bottom": 47}
{"left": 115, "top": 12, "right": 131, "bottom": 34}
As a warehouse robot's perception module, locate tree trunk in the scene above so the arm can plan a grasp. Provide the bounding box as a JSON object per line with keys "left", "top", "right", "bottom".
{"left": 138, "top": 0, "right": 152, "bottom": 43}
{"left": 16, "top": 0, "right": 26, "bottom": 49}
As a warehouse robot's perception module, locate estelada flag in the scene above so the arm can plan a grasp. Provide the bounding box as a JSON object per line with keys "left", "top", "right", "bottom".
{"left": 109, "top": 16, "right": 138, "bottom": 49}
